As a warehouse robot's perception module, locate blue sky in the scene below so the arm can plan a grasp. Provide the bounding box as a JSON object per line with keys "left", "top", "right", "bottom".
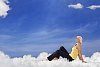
{"left": 0, "top": 0, "right": 100, "bottom": 57}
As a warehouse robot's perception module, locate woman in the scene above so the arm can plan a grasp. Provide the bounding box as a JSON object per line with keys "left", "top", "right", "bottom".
{"left": 47, "top": 36, "right": 87, "bottom": 63}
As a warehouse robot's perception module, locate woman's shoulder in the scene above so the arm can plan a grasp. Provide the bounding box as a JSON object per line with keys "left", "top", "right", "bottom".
{"left": 75, "top": 43, "right": 81, "bottom": 49}
{"left": 75, "top": 43, "right": 81, "bottom": 46}
{"left": 75, "top": 43, "right": 79, "bottom": 46}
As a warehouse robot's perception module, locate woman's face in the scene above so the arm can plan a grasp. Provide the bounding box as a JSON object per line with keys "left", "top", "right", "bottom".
{"left": 76, "top": 36, "right": 82, "bottom": 44}
{"left": 76, "top": 38, "right": 81, "bottom": 43}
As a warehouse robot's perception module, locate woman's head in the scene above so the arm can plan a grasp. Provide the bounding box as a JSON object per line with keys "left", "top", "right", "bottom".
{"left": 76, "top": 36, "right": 82, "bottom": 44}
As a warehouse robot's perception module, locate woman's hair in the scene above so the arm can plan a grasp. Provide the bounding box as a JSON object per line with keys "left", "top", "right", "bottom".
{"left": 76, "top": 36, "right": 82, "bottom": 44}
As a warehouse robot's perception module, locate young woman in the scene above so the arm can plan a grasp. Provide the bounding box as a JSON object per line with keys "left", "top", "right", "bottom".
{"left": 47, "top": 36, "right": 87, "bottom": 63}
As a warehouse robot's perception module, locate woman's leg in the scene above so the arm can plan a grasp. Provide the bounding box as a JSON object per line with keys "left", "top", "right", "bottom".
{"left": 47, "top": 50, "right": 60, "bottom": 61}
{"left": 47, "top": 46, "right": 74, "bottom": 61}
{"left": 47, "top": 46, "right": 65, "bottom": 61}
{"left": 59, "top": 46, "right": 74, "bottom": 61}
{"left": 59, "top": 46, "right": 68, "bottom": 53}
{"left": 58, "top": 50, "right": 74, "bottom": 61}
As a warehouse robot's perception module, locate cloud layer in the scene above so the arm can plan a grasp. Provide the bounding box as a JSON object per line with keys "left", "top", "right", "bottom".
{"left": 0, "top": 0, "right": 10, "bottom": 17}
{"left": 0, "top": 51, "right": 100, "bottom": 67}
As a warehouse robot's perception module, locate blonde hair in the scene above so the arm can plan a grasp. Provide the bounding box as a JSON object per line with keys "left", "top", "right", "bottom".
{"left": 76, "top": 36, "right": 82, "bottom": 44}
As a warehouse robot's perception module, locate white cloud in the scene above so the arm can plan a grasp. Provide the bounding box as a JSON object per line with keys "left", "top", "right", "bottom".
{"left": 87, "top": 5, "right": 100, "bottom": 10}
{"left": 0, "top": 0, "right": 10, "bottom": 17}
{"left": 0, "top": 51, "right": 100, "bottom": 67}
{"left": 68, "top": 3, "right": 83, "bottom": 9}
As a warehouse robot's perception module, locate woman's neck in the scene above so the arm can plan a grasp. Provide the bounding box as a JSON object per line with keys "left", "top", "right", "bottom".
{"left": 76, "top": 42, "right": 81, "bottom": 45}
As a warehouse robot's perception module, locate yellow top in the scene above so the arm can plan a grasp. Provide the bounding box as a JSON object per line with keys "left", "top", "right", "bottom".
{"left": 70, "top": 46, "right": 78, "bottom": 60}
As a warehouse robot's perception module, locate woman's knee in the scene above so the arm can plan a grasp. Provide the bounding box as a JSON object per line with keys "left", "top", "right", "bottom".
{"left": 56, "top": 50, "right": 60, "bottom": 53}
{"left": 60, "top": 46, "right": 65, "bottom": 50}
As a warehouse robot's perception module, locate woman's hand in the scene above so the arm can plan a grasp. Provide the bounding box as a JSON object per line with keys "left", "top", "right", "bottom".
{"left": 82, "top": 60, "right": 87, "bottom": 63}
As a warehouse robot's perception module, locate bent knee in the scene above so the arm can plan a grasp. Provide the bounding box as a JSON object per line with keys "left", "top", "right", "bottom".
{"left": 60, "top": 46, "right": 64, "bottom": 49}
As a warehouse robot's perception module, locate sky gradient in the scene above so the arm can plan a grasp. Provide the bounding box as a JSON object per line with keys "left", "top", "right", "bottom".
{"left": 0, "top": 0, "right": 100, "bottom": 57}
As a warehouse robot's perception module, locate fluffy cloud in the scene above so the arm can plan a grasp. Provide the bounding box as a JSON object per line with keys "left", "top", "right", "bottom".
{"left": 68, "top": 3, "right": 83, "bottom": 9}
{"left": 0, "top": 51, "right": 100, "bottom": 67}
{"left": 87, "top": 5, "right": 100, "bottom": 10}
{"left": 0, "top": 0, "right": 10, "bottom": 17}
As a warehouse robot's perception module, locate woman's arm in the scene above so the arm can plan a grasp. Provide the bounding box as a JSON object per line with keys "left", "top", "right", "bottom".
{"left": 76, "top": 44, "right": 86, "bottom": 63}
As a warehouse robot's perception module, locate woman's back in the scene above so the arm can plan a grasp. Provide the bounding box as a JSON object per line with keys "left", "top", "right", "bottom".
{"left": 70, "top": 45, "right": 78, "bottom": 60}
